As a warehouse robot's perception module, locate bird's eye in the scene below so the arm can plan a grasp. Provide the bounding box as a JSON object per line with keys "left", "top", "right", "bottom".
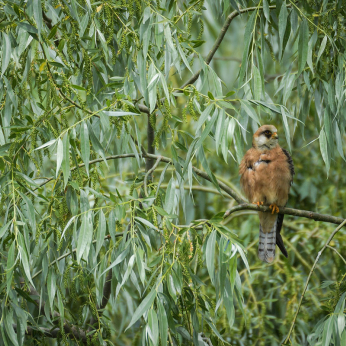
{"left": 264, "top": 131, "right": 271, "bottom": 135}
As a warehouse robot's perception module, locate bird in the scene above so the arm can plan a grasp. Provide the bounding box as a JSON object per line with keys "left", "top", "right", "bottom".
{"left": 239, "top": 125, "right": 294, "bottom": 263}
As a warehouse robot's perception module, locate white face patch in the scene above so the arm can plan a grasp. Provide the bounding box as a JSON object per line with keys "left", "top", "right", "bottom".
{"left": 255, "top": 134, "right": 278, "bottom": 150}
{"left": 256, "top": 134, "right": 269, "bottom": 147}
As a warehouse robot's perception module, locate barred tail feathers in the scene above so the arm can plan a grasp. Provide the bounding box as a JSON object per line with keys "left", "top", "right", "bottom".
{"left": 258, "top": 224, "right": 276, "bottom": 263}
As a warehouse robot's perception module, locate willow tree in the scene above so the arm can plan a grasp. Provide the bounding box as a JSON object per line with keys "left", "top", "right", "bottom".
{"left": 1, "top": 0, "right": 346, "bottom": 345}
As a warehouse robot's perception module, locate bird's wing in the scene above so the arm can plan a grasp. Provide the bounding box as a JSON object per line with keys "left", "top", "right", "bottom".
{"left": 281, "top": 148, "right": 295, "bottom": 184}
{"left": 239, "top": 148, "right": 261, "bottom": 202}
{"left": 273, "top": 147, "right": 294, "bottom": 258}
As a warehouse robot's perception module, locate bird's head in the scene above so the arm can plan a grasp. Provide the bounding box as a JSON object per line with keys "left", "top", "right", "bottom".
{"left": 252, "top": 125, "right": 279, "bottom": 150}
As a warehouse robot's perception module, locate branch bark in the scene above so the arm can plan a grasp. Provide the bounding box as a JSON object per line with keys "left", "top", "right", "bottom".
{"left": 14, "top": 323, "right": 89, "bottom": 343}
{"left": 88, "top": 269, "right": 113, "bottom": 328}
{"left": 223, "top": 203, "right": 345, "bottom": 225}
{"left": 145, "top": 115, "right": 156, "bottom": 171}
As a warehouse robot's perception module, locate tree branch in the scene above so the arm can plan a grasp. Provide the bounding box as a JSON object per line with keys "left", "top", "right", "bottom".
{"left": 68, "top": 152, "right": 244, "bottom": 203}
{"left": 88, "top": 269, "right": 113, "bottom": 328}
{"left": 223, "top": 203, "right": 345, "bottom": 226}
{"left": 283, "top": 219, "right": 346, "bottom": 344}
{"left": 145, "top": 115, "right": 156, "bottom": 171}
{"left": 37, "top": 153, "right": 346, "bottom": 226}
{"left": 14, "top": 323, "right": 89, "bottom": 343}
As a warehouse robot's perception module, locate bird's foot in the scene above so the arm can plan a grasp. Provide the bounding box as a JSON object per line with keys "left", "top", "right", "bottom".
{"left": 253, "top": 201, "right": 264, "bottom": 207}
{"left": 269, "top": 204, "right": 280, "bottom": 214}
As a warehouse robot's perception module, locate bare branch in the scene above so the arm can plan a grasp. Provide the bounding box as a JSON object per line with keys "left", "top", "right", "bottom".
{"left": 146, "top": 115, "right": 156, "bottom": 171}
{"left": 224, "top": 203, "right": 345, "bottom": 225}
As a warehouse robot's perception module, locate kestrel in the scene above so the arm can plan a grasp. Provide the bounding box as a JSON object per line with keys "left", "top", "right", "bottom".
{"left": 239, "top": 125, "right": 294, "bottom": 263}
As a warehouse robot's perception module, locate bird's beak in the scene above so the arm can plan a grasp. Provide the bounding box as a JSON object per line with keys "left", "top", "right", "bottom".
{"left": 272, "top": 132, "right": 278, "bottom": 139}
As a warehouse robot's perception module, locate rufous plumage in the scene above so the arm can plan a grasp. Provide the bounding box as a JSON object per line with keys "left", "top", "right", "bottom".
{"left": 239, "top": 125, "right": 294, "bottom": 263}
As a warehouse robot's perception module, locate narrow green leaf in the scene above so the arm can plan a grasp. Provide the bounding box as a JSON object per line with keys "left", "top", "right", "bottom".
{"left": 316, "top": 36, "right": 327, "bottom": 65}
{"left": 206, "top": 230, "right": 217, "bottom": 285}
{"left": 298, "top": 19, "right": 309, "bottom": 75}
{"left": 34, "top": 139, "right": 56, "bottom": 151}
{"left": 6, "top": 242, "right": 15, "bottom": 294}
{"left": 324, "top": 109, "right": 333, "bottom": 148}
{"left": 157, "top": 299, "right": 168, "bottom": 345}
{"left": 280, "top": 106, "right": 291, "bottom": 151}
{"left": 176, "top": 38, "right": 193, "bottom": 73}
{"left": 19, "top": 244, "right": 34, "bottom": 287}
{"left": 240, "top": 100, "right": 260, "bottom": 124}
{"left": 252, "top": 65, "right": 262, "bottom": 100}
{"left": 319, "top": 129, "right": 330, "bottom": 176}
{"left": 4, "top": 309, "right": 19, "bottom": 346}
{"left": 101, "top": 246, "right": 130, "bottom": 276}
{"left": 126, "top": 289, "right": 157, "bottom": 330}
{"left": 2, "top": 33, "right": 11, "bottom": 75}
{"left": 88, "top": 123, "right": 107, "bottom": 164}
{"left": 47, "top": 269, "right": 56, "bottom": 311}
{"left": 62, "top": 133, "right": 70, "bottom": 187}
{"left": 195, "top": 104, "right": 214, "bottom": 133}
{"left": 0, "top": 221, "right": 12, "bottom": 239}
{"left": 335, "top": 122, "right": 345, "bottom": 160}
{"left": 215, "top": 109, "right": 225, "bottom": 154}
{"left": 80, "top": 123, "right": 90, "bottom": 176}
{"left": 263, "top": 0, "right": 270, "bottom": 22}
{"left": 148, "top": 309, "right": 159, "bottom": 346}
{"left": 95, "top": 210, "right": 106, "bottom": 256}
{"left": 33, "top": 0, "right": 43, "bottom": 35}
{"left": 76, "top": 211, "right": 92, "bottom": 263}
{"left": 239, "top": 11, "right": 256, "bottom": 83}
{"left": 278, "top": 2, "right": 288, "bottom": 60}
{"left": 322, "top": 315, "right": 334, "bottom": 346}
{"left": 196, "top": 108, "right": 218, "bottom": 148}
{"left": 56, "top": 138, "right": 63, "bottom": 177}
{"left": 135, "top": 217, "right": 158, "bottom": 230}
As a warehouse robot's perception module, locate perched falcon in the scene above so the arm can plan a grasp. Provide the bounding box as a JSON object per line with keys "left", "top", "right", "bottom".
{"left": 239, "top": 125, "right": 294, "bottom": 263}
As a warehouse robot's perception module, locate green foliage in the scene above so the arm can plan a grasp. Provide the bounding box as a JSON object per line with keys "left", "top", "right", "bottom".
{"left": 0, "top": 0, "right": 346, "bottom": 345}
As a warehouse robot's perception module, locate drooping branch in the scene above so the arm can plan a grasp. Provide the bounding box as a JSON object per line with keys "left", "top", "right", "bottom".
{"left": 138, "top": 5, "right": 283, "bottom": 114}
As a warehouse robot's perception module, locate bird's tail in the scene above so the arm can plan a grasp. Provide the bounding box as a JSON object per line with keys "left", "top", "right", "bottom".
{"left": 258, "top": 223, "right": 276, "bottom": 263}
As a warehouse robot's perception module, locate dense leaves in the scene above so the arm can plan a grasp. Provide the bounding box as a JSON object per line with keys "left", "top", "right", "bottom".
{"left": 1, "top": 0, "right": 346, "bottom": 345}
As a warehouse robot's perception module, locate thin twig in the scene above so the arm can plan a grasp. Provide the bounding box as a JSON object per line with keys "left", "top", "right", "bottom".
{"left": 326, "top": 244, "right": 346, "bottom": 265}
{"left": 283, "top": 219, "right": 346, "bottom": 345}
{"left": 144, "top": 156, "right": 161, "bottom": 196}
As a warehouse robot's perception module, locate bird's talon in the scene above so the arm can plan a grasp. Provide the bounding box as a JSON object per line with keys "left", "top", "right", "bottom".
{"left": 269, "top": 204, "right": 279, "bottom": 214}
{"left": 253, "top": 201, "right": 264, "bottom": 207}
